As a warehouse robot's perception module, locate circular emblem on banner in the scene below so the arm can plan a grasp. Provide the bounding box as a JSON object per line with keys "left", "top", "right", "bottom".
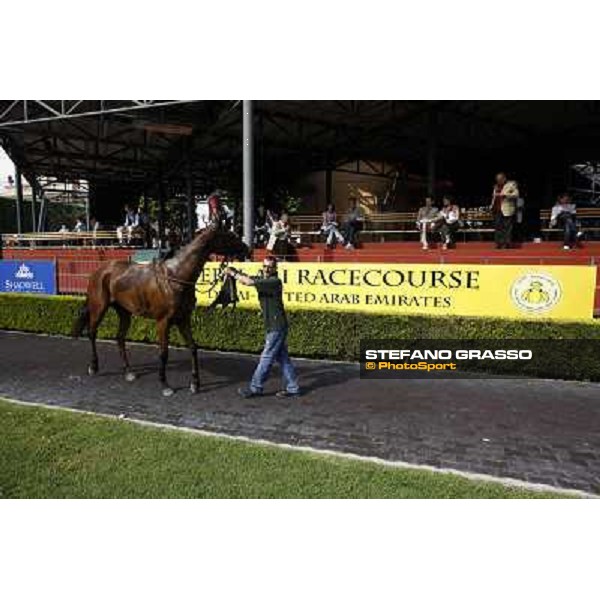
{"left": 510, "top": 273, "right": 562, "bottom": 314}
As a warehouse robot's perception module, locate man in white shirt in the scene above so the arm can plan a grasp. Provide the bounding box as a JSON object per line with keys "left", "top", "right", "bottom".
{"left": 116, "top": 204, "right": 138, "bottom": 244}
{"left": 195, "top": 198, "right": 211, "bottom": 231}
{"left": 416, "top": 196, "right": 440, "bottom": 250}
{"left": 550, "top": 193, "right": 579, "bottom": 250}
{"left": 439, "top": 195, "right": 461, "bottom": 250}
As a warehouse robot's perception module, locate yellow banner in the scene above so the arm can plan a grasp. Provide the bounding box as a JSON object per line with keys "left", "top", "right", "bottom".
{"left": 196, "top": 262, "right": 597, "bottom": 321}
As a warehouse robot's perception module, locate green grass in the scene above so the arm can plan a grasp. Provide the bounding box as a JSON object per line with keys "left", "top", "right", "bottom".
{"left": 0, "top": 398, "right": 572, "bottom": 499}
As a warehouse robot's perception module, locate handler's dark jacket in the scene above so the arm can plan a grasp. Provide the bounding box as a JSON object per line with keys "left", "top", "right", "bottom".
{"left": 252, "top": 274, "right": 287, "bottom": 332}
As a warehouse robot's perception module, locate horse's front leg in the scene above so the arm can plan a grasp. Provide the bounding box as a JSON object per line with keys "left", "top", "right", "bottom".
{"left": 157, "top": 318, "right": 174, "bottom": 397}
{"left": 177, "top": 319, "right": 199, "bottom": 394}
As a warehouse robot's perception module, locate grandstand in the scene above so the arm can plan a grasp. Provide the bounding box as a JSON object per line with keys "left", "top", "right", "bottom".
{"left": 3, "top": 100, "right": 600, "bottom": 312}
{"left": 2, "top": 100, "right": 600, "bottom": 234}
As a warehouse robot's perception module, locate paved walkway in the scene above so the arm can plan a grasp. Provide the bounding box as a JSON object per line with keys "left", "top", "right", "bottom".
{"left": 1, "top": 330, "right": 600, "bottom": 494}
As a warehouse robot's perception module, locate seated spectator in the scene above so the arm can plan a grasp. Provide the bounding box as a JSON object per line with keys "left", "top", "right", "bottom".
{"left": 73, "top": 216, "right": 87, "bottom": 233}
{"left": 321, "top": 203, "right": 344, "bottom": 248}
{"left": 137, "top": 206, "right": 152, "bottom": 248}
{"left": 343, "top": 198, "right": 364, "bottom": 250}
{"left": 116, "top": 204, "right": 138, "bottom": 245}
{"left": 88, "top": 216, "right": 101, "bottom": 246}
{"left": 58, "top": 224, "right": 69, "bottom": 234}
{"left": 266, "top": 212, "right": 292, "bottom": 256}
{"left": 222, "top": 201, "right": 235, "bottom": 231}
{"left": 439, "top": 195, "right": 461, "bottom": 249}
{"left": 416, "top": 196, "right": 440, "bottom": 250}
{"left": 89, "top": 216, "right": 101, "bottom": 233}
{"left": 196, "top": 197, "right": 210, "bottom": 231}
{"left": 254, "top": 205, "right": 271, "bottom": 247}
{"left": 550, "top": 193, "right": 581, "bottom": 250}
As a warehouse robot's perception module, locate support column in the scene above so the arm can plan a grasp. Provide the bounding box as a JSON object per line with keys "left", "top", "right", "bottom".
{"left": 142, "top": 187, "right": 149, "bottom": 214}
{"left": 158, "top": 178, "right": 166, "bottom": 250}
{"left": 31, "top": 177, "right": 37, "bottom": 232}
{"left": 37, "top": 190, "right": 47, "bottom": 232}
{"left": 84, "top": 183, "right": 90, "bottom": 231}
{"left": 325, "top": 168, "right": 333, "bottom": 207}
{"left": 426, "top": 110, "right": 437, "bottom": 199}
{"left": 186, "top": 145, "right": 195, "bottom": 242}
{"left": 243, "top": 100, "right": 254, "bottom": 248}
{"left": 15, "top": 165, "right": 23, "bottom": 234}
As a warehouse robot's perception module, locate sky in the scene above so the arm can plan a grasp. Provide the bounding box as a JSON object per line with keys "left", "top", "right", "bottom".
{"left": 0, "top": 147, "right": 15, "bottom": 183}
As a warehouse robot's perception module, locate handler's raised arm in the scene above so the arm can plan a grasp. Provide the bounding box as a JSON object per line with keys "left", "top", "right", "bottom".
{"left": 225, "top": 267, "right": 255, "bottom": 286}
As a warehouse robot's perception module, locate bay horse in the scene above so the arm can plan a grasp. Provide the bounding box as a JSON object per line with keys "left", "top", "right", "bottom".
{"left": 72, "top": 224, "right": 249, "bottom": 396}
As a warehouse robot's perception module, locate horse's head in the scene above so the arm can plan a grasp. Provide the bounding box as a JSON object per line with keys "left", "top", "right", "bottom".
{"left": 203, "top": 227, "right": 250, "bottom": 261}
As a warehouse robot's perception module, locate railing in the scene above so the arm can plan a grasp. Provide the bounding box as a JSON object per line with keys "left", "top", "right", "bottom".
{"left": 1, "top": 230, "right": 144, "bottom": 248}
{"left": 4, "top": 252, "right": 600, "bottom": 318}
{"left": 290, "top": 210, "right": 495, "bottom": 244}
{"left": 57, "top": 259, "right": 106, "bottom": 294}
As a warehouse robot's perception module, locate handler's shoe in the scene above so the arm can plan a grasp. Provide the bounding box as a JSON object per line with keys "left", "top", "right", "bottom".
{"left": 238, "top": 387, "right": 262, "bottom": 399}
{"left": 276, "top": 390, "right": 301, "bottom": 398}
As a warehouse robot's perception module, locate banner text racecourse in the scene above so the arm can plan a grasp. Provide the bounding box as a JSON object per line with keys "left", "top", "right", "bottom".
{"left": 196, "top": 261, "right": 596, "bottom": 320}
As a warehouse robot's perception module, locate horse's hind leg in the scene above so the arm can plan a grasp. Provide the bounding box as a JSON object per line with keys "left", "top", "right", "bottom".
{"left": 177, "top": 319, "right": 199, "bottom": 394}
{"left": 87, "top": 300, "right": 109, "bottom": 375}
{"left": 115, "top": 306, "right": 135, "bottom": 382}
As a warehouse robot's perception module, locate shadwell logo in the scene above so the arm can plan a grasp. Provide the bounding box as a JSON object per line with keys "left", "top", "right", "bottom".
{"left": 15, "top": 264, "right": 34, "bottom": 279}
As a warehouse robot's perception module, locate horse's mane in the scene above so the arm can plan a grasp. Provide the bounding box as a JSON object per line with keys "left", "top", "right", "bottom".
{"left": 168, "top": 223, "right": 241, "bottom": 265}
{"left": 173, "top": 224, "right": 218, "bottom": 256}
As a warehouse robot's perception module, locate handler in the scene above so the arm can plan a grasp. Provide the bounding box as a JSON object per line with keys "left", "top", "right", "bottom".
{"left": 225, "top": 255, "right": 301, "bottom": 398}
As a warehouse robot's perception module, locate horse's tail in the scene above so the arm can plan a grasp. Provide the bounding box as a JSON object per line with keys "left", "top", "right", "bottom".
{"left": 72, "top": 301, "right": 90, "bottom": 338}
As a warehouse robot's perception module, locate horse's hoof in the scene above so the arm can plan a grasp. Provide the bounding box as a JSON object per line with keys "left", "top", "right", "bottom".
{"left": 87, "top": 365, "right": 97, "bottom": 376}
{"left": 162, "top": 387, "right": 175, "bottom": 397}
{"left": 190, "top": 382, "right": 199, "bottom": 394}
{"left": 125, "top": 371, "right": 137, "bottom": 382}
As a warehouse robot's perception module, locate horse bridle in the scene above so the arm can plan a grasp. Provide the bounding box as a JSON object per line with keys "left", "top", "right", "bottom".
{"left": 165, "top": 258, "right": 230, "bottom": 294}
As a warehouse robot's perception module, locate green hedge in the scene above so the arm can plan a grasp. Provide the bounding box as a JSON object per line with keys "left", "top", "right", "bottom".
{"left": 1, "top": 293, "right": 600, "bottom": 380}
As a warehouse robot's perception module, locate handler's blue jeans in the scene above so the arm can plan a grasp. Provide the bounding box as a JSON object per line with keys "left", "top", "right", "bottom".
{"left": 250, "top": 326, "right": 300, "bottom": 394}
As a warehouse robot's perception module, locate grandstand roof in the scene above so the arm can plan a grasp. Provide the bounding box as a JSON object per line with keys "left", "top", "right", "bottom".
{"left": 1, "top": 100, "right": 599, "bottom": 192}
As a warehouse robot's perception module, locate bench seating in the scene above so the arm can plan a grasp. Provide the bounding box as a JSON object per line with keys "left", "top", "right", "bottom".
{"left": 292, "top": 207, "right": 600, "bottom": 244}
{"left": 290, "top": 210, "right": 495, "bottom": 244}
{"left": 539, "top": 208, "right": 600, "bottom": 239}
{"left": 2, "top": 230, "right": 143, "bottom": 248}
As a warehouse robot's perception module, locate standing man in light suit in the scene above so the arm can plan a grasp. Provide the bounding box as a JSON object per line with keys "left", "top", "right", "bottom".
{"left": 490, "top": 172, "right": 519, "bottom": 249}
{"left": 226, "top": 255, "right": 301, "bottom": 398}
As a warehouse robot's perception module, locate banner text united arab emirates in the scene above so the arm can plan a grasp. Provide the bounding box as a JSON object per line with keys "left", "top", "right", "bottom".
{"left": 196, "top": 262, "right": 596, "bottom": 321}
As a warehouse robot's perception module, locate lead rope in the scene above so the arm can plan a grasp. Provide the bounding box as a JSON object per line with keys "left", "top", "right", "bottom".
{"left": 194, "top": 258, "right": 229, "bottom": 295}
